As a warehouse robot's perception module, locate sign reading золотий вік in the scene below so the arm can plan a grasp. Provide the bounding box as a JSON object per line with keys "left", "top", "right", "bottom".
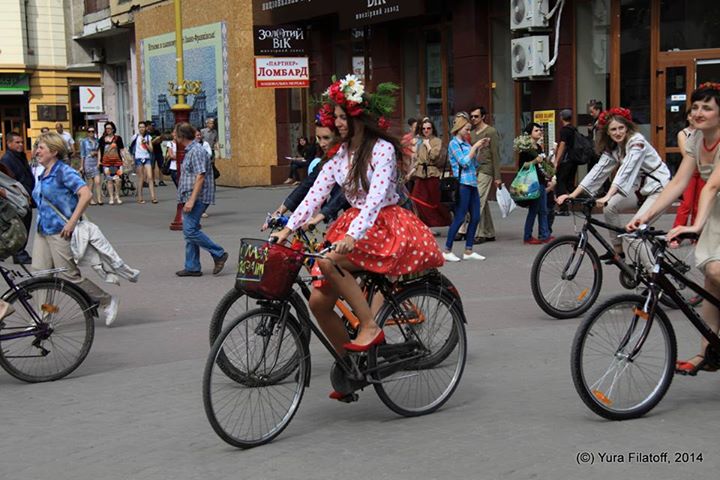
{"left": 254, "top": 25, "right": 306, "bottom": 56}
{"left": 254, "top": 57, "right": 309, "bottom": 88}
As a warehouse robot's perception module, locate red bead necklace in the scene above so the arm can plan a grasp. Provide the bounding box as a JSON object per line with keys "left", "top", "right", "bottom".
{"left": 702, "top": 135, "right": 720, "bottom": 152}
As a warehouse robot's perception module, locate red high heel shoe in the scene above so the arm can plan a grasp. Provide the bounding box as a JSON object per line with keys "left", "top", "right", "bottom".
{"left": 343, "top": 330, "right": 385, "bottom": 352}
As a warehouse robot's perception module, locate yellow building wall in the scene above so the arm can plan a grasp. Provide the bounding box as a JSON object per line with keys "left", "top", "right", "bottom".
{"left": 28, "top": 70, "right": 101, "bottom": 144}
{"left": 134, "top": 0, "right": 277, "bottom": 186}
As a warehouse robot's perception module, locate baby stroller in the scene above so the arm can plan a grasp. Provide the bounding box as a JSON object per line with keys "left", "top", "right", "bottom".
{"left": 101, "top": 171, "right": 136, "bottom": 198}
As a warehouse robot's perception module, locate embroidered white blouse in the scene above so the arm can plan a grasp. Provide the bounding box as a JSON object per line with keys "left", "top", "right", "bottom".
{"left": 579, "top": 132, "right": 670, "bottom": 197}
{"left": 286, "top": 139, "right": 399, "bottom": 240}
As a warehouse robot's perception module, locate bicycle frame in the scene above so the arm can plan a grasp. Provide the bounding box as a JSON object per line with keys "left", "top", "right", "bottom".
{"left": 0, "top": 265, "right": 98, "bottom": 342}
{"left": 565, "top": 207, "right": 637, "bottom": 282}
{"left": 619, "top": 240, "right": 720, "bottom": 362}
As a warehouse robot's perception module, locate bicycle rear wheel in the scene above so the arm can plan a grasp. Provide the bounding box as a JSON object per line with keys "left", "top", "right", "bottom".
{"left": 531, "top": 235, "right": 603, "bottom": 319}
{"left": 0, "top": 279, "right": 95, "bottom": 383}
{"left": 369, "top": 284, "right": 466, "bottom": 417}
{"left": 571, "top": 294, "right": 676, "bottom": 420}
{"left": 203, "top": 308, "right": 309, "bottom": 448}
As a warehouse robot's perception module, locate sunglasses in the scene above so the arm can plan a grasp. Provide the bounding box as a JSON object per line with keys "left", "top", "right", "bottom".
{"left": 470, "top": 115, "right": 481, "bottom": 119}
{"left": 422, "top": 127, "right": 432, "bottom": 130}
{"left": 88, "top": 130, "right": 95, "bottom": 133}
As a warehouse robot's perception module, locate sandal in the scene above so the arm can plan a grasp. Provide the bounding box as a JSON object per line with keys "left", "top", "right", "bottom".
{"left": 90, "top": 200, "right": 97, "bottom": 206}
{"left": 151, "top": 198, "right": 158, "bottom": 204}
{"left": 137, "top": 199, "right": 146, "bottom": 204}
{"left": 675, "top": 355, "right": 718, "bottom": 376}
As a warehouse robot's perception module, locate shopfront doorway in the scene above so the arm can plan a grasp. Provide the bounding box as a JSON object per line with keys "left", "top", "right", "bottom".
{"left": 0, "top": 100, "right": 29, "bottom": 157}
{"left": 656, "top": 52, "right": 720, "bottom": 172}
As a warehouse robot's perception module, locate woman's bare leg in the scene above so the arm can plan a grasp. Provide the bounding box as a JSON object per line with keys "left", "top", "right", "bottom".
{"left": 318, "top": 254, "right": 380, "bottom": 346}
{"left": 685, "top": 261, "right": 720, "bottom": 367}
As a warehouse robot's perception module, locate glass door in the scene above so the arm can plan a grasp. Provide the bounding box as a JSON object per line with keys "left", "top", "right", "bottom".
{"left": 0, "top": 104, "right": 28, "bottom": 157}
{"left": 656, "top": 60, "right": 692, "bottom": 175}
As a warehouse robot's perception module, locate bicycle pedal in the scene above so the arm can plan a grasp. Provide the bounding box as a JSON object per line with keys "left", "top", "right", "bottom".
{"left": 338, "top": 393, "right": 359, "bottom": 403}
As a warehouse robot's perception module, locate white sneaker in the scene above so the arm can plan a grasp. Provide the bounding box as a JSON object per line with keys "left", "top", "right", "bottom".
{"left": 115, "top": 197, "right": 123, "bottom": 205}
{"left": 442, "top": 251, "right": 461, "bottom": 262}
{"left": 109, "top": 198, "right": 115, "bottom": 205}
{"left": 103, "top": 296, "right": 119, "bottom": 327}
{"left": 463, "top": 252, "right": 486, "bottom": 261}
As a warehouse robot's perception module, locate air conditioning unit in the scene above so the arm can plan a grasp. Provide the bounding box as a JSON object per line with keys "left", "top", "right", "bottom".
{"left": 510, "top": 0, "right": 549, "bottom": 31}
{"left": 511, "top": 36, "right": 550, "bottom": 79}
{"left": 90, "top": 48, "right": 105, "bottom": 63}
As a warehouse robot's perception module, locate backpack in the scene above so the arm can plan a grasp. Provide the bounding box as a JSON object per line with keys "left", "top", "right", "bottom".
{"left": 0, "top": 198, "right": 27, "bottom": 260}
{"left": 567, "top": 127, "right": 596, "bottom": 165}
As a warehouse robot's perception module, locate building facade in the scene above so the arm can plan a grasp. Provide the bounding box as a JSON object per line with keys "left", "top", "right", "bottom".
{"left": 255, "top": 0, "right": 720, "bottom": 184}
{"left": 0, "top": 0, "right": 102, "bottom": 157}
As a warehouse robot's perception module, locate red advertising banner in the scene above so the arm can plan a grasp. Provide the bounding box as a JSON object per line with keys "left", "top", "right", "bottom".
{"left": 254, "top": 57, "right": 310, "bottom": 88}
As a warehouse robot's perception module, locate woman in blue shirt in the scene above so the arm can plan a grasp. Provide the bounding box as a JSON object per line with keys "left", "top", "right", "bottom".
{"left": 443, "top": 115, "right": 490, "bottom": 262}
{"left": 80, "top": 128, "right": 102, "bottom": 205}
{"left": 32, "top": 132, "right": 118, "bottom": 327}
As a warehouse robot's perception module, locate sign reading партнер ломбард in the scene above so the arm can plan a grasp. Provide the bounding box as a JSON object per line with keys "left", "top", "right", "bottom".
{"left": 576, "top": 451, "right": 704, "bottom": 465}
{"left": 254, "top": 57, "right": 309, "bottom": 88}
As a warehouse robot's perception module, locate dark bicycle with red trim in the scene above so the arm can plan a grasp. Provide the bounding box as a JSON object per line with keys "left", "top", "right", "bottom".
{"left": 202, "top": 238, "right": 466, "bottom": 448}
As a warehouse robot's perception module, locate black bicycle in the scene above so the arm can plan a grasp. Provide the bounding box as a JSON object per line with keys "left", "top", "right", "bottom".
{"left": 203, "top": 239, "right": 467, "bottom": 448}
{"left": 571, "top": 227, "right": 719, "bottom": 420}
{"left": 531, "top": 197, "right": 702, "bottom": 319}
{"left": 0, "top": 264, "right": 96, "bottom": 382}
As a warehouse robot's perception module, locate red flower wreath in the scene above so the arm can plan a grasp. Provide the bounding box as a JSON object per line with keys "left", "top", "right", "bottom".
{"left": 698, "top": 82, "right": 720, "bottom": 92}
{"left": 598, "top": 107, "right": 633, "bottom": 128}
{"left": 316, "top": 103, "right": 335, "bottom": 129}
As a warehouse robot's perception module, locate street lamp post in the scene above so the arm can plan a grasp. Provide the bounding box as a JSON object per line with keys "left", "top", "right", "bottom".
{"left": 168, "top": 0, "right": 202, "bottom": 230}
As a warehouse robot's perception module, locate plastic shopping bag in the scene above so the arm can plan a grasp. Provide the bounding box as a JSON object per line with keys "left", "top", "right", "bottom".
{"left": 509, "top": 164, "right": 541, "bottom": 203}
{"left": 496, "top": 184, "right": 517, "bottom": 218}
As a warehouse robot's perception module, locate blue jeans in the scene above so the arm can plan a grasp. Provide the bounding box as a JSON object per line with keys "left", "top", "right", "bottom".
{"left": 182, "top": 201, "right": 225, "bottom": 272}
{"left": 524, "top": 187, "right": 550, "bottom": 241}
{"left": 446, "top": 184, "right": 481, "bottom": 250}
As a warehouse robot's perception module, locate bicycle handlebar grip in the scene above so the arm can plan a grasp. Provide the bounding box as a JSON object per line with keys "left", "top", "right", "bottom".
{"left": 268, "top": 235, "right": 279, "bottom": 244}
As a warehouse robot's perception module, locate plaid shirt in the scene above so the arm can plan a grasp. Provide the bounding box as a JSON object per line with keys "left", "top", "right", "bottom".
{"left": 177, "top": 141, "right": 215, "bottom": 205}
{"left": 447, "top": 137, "right": 480, "bottom": 187}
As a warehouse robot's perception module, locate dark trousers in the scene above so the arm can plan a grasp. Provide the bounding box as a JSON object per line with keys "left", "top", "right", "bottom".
{"left": 20, "top": 210, "right": 32, "bottom": 251}
{"left": 289, "top": 159, "right": 307, "bottom": 180}
{"left": 555, "top": 162, "right": 577, "bottom": 210}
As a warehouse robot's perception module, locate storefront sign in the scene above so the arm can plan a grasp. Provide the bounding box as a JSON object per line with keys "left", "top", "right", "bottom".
{"left": 255, "top": 57, "right": 310, "bottom": 88}
{"left": 252, "top": 0, "right": 424, "bottom": 28}
{"left": 339, "top": 0, "right": 425, "bottom": 29}
{"left": 80, "top": 86, "right": 103, "bottom": 113}
{"left": 254, "top": 25, "right": 306, "bottom": 55}
{"left": 533, "top": 110, "right": 556, "bottom": 151}
{"left": 0, "top": 74, "right": 30, "bottom": 92}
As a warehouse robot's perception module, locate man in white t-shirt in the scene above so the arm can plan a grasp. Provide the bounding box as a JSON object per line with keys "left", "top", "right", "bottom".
{"left": 55, "top": 122, "right": 75, "bottom": 158}
{"left": 130, "top": 121, "right": 157, "bottom": 204}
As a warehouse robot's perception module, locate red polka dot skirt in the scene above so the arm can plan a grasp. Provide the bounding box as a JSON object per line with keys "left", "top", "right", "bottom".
{"left": 326, "top": 206, "right": 444, "bottom": 275}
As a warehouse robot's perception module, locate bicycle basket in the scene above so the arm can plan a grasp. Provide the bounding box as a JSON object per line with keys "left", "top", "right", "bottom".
{"left": 235, "top": 238, "right": 304, "bottom": 300}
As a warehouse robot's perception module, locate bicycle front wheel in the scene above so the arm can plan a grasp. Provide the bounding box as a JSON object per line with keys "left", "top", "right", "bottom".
{"left": 531, "top": 235, "right": 603, "bottom": 319}
{"left": 571, "top": 294, "right": 676, "bottom": 420}
{"left": 369, "top": 284, "right": 466, "bottom": 417}
{"left": 203, "top": 308, "right": 309, "bottom": 448}
{"left": 0, "top": 279, "right": 95, "bottom": 383}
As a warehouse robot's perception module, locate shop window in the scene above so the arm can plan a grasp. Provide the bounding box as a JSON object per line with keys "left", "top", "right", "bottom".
{"left": 575, "top": 0, "right": 610, "bottom": 135}
{"left": 620, "top": 0, "right": 651, "bottom": 138}
{"left": 491, "top": 0, "right": 516, "bottom": 169}
{"left": 660, "top": 1, "right": 720, "bottom": 52}
{"left": 403, "top": 31, "right": 421, "bottom": 122}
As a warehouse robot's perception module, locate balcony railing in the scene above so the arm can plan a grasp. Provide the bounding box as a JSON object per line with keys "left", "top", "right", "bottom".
{"left": 84, "top": 0, "right": 110, "bottom": 14}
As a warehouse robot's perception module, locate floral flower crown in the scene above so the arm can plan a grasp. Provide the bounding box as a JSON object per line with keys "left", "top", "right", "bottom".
{"left": 317, "top": 74, "right": 398, "bottom": 131}
{"left": 698, "top": 82, "right": 720, "bottom": 92}
{"left": 598, "top": 107, "right": 633, "bottom": 128}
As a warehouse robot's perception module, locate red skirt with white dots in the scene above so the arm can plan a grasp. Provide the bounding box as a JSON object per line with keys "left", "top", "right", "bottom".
{"left": 325, "top": 205, "right": 444, "bottom": 275}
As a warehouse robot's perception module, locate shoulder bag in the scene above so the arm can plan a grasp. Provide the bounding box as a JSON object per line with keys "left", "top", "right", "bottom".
{"left": 439, "top": 149, "right": 461, "bottom": 206}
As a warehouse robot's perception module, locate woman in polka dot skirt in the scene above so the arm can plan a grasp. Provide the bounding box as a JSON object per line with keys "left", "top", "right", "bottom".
{"left": 273, "top": 76, "right": 444, "bottom": 364}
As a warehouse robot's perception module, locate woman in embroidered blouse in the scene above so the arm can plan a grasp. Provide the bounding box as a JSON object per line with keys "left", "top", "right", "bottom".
{"left": 442, "top": 115, "right": 490, "bottom": 262}
{"left": 557, "top": 108, "right": 670, "bottom": 262}
{"left": 629, "top": 84, "right": 720, "bottom": 375}
{"left": 272, "top": 77, "right": 443, "bottom": 368}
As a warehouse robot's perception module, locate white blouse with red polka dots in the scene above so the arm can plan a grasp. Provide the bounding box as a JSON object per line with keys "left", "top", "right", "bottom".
{"left": 286, "top": 139, "right": 400, "bottom": 240}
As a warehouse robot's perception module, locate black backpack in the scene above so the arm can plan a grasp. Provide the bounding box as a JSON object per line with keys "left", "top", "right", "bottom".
{"left": 567, "top": 127, "right": 596, "bottom": 165}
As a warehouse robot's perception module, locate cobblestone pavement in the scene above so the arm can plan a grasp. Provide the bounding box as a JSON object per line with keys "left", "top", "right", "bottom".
{"left": 1, "top": 185, "right": 717, "bottom": 480}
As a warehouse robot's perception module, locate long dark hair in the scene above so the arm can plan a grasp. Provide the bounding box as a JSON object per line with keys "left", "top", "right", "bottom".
{"left": 596, "top": 115, "right": 637, "bottom": 155}
{"left": 343, "top": 110, "right": 403, "bottom": 197}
